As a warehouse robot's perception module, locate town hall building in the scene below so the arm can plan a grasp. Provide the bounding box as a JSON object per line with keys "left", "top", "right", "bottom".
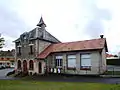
{"left": 14, "top": 17, "right": 108, "bottom": 75}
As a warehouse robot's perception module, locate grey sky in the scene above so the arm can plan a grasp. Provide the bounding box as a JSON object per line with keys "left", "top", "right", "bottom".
{"left": 0, "top": 0, "right": 119, "bottom": 54}
{"left": 0, "top": 6, "right": 26, "bottom": 38}
{"left": 81, "top": 0, "right": 112, "bottom": 38}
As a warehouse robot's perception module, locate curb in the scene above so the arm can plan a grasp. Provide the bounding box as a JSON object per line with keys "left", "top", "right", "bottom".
{"left": 100, "top": 75, "right": 120, "bottom": 78}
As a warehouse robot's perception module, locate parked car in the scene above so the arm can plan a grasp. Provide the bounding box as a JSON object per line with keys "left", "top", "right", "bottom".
{"left": 0, "top": 64, "right": 5, "bottom": 69}
{"left": 10, "top": 65, "right": 15, "bottom": 68}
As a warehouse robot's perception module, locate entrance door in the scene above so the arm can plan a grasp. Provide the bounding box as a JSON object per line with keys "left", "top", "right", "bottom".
{"left": 39, "top": 62, "right": 42, "bottom": 73}
{"left": 23, "top": 60, "right": 27, "bottom": 73}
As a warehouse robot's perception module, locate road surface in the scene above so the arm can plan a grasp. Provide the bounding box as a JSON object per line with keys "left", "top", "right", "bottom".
{"left": 0, "top": 68, "right": 16, "bottom": 79}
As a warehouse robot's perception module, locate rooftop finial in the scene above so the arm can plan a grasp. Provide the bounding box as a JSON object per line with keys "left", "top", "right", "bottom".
{"left": 100, "top": 35, "right": 104, "bottom": 38}
{"left": 37, "top": 16, "right": 46, "bottom": 27}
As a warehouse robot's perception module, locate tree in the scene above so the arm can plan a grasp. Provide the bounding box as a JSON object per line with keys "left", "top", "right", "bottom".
{"left": 0, "top": 34, "right": 5, "bottom": 49}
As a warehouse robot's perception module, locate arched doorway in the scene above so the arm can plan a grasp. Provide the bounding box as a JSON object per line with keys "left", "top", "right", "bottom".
{"left": 23, "top": 60, "right": 27, "bottom": 73}
{"left": 39, "top": 62, "right": 42, "bottom": 73}
{"left": 17, "top": 60, "right": 21, "bottom": 69}
{"left": 29, "top": 60, "right": 34, "bottom": 70}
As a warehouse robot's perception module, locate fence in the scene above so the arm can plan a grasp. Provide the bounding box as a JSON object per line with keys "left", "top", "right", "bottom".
{"left": 105, "top": 65, "right": 120, "bottom": 75}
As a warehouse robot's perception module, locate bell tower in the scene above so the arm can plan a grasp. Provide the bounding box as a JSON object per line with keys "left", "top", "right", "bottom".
{"left": 37, "top": 16, "right": 46, "bottom": 28}
{"left": 36, "top": 16, "right": 46, "bottom": 38}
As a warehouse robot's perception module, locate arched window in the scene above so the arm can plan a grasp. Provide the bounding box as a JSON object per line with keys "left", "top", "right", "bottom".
{"left": 17, "top": 60, "right": 21, "bottom": 69}
{"left": 29, "top": 60, "right": 34, "bottom": 70}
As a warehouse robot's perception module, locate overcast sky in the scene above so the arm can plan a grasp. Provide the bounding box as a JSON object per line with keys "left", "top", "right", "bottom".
{"left": 0, "top": 0, "right": 120, "bottom": 54}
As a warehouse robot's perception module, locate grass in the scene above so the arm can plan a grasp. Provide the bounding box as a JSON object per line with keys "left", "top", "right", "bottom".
{"left": 0, "top": 80, "right": 120, "bottom": 90}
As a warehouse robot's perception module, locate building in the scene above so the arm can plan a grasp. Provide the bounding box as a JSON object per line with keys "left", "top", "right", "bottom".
{"left": 106, "top": 53, "right": 119, "bottom": 59}
{"left": 0, "top": 50, "right": 15, "bottom": 68}
{"left": 14, "top": 17, "right": 108, "bottom": 75}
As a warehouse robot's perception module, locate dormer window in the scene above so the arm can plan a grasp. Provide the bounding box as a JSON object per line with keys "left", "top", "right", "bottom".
{"left": 29, "top": 30, "right": 35, "bottom": 39}
{"left": 20, "top": 32, "right": 28, "bottom": 43}
{"left": 23, "top": 35, "right": 27, "bottom": 40}
{"left": 23, "top": 35, "right": 27, "bottom": 43}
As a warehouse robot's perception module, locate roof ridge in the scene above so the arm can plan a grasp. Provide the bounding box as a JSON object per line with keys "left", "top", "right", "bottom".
{"left": 55, "top": 38, "right": 106, "bottom": 45}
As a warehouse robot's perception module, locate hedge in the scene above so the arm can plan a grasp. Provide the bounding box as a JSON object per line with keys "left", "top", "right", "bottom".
{"left": 107, "top": 59, "right": 120, "bottom": 66}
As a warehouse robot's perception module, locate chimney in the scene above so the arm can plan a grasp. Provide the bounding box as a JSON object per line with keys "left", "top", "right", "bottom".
{"left": 100, "top": 35, "right": 104, "bottom": 38}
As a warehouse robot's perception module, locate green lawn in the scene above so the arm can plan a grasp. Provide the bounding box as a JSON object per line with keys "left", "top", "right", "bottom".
{"left": 0, "top": 80, "right": 120, "bottom": 90}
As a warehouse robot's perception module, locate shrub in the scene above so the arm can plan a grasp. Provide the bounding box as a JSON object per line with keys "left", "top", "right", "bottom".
{"left": 107, "top": 59, "right": 120, "bottom": 66}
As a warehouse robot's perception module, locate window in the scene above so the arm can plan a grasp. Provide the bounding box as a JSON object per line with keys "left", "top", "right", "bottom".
{"left": 29, "top": 42, "right": 34, "bottom": 55}
{"left": 67, "top": 55, "right": 76, "bottom": 69}
{"left": 29, "top": 60, "right": 34, "bottom": 70}
{"left": 16, "top": 42, "right": 20, "bottom": 47}
{"left": 30, "top": 45, "right": 33, "bottom": 54}
{"left": 19, "top": 47, "right": 21, "bottom": 54}
{"left": 81, "top": 54, "right": 91, "bottom": 70}
{"left": 17, "top": 46, "right": 21, "bottom": 55}
{"left": 17, "top": 42, "right": 21, "bottom": 55}
{"left": 55, "top": 56, "right": 63, "bottom": 67}
{"left": 17, "top": 60, "right": 21, "bottom": 69}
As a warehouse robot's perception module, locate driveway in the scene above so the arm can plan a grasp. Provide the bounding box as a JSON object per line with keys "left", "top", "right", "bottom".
{"left": 0, "top": 68, "right": 16, "bottom": 79}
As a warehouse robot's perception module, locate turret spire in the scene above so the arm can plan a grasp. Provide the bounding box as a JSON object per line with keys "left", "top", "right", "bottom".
{"left": 37, "top": 16, "right": 46, "bottom": 27}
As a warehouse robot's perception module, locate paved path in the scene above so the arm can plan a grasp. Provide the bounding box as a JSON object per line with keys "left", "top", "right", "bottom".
{"left": 0, "top": 68, "right": 16, "bottom": 80}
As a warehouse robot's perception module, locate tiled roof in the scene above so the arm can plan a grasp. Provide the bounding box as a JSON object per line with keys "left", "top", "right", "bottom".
{"left": 38, "top": 38, "right": 107, "bottom": 59}
{"left": 14, "top": 28, "right": 60, "bottom": 43}
{"left": 0, "top": 57, "right": 15, "bottom": 61}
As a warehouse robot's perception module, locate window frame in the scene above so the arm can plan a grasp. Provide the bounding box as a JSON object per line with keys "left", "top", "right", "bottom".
{"left": 55, "top": 56, "right": 63, "bottom": 68}
{"left": 30, "top": 45, "right": 33, "bottom": 54}
{"left": 29, "top": 44, "right": 34, "bottom": 55}
{"left": 67, "top": 55, "right": 76, "bottom": 70}
{"left": 29, "top": 60, "right": 34, "bottom": 70}
{"left": 80, "top": 53, "right": 91, "bottom": 70}
{"left": 17, "top": 45, "right": 21, "bottom": 55}
{"left": 17, "top": 60, "right": 21, "bottom": 69}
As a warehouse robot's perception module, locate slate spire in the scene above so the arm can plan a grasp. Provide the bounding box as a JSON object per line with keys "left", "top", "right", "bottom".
{"left": 37, "top": 16, "right": 46, "bottom": 27}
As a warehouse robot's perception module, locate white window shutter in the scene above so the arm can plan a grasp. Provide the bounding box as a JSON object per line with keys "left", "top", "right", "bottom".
{"left": 68, "top": 55, "right": 76, "bottom": 68}
{"left": 81, "top": 54, "right": 91, "bottom": 66}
